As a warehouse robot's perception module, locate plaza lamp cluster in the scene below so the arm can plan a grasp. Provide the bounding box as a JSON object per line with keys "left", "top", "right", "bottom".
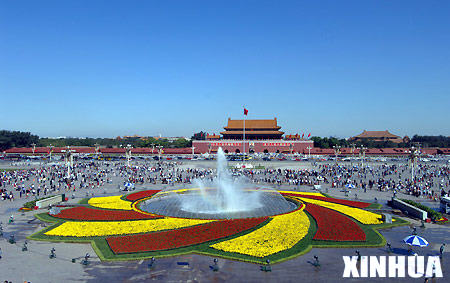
{"left": 61, "top": 146, "right": 76, "bottom": 178}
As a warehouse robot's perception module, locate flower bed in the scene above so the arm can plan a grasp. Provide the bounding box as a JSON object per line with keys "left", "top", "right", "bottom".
{"left": 297, "top": 197, "right": 383, "bottom": 224}
{"left": 52, "top": 206, "right": 162, "bottom": 221}
{"left": 305, "top": 203, "right": 366, "bottom": 241}
{"left": 210, "top": 208, "right": 310, "bottom": 257}
{"left": 44, "top": 218, "right": 213, "bottom": 237}
{"left": 282, "top": 192, "right": 371, "bottom": 208}
{"left": 125, "top": 190, "right": 160, "bottom": 201}
{"left": 29, "top": 189, "right": 406, "bottom": 263}
{"left": 107, "top": 217, "right": 268, "bottom": 253}
{"left": 88, "top": 195, "right": 133, "bottom": 210}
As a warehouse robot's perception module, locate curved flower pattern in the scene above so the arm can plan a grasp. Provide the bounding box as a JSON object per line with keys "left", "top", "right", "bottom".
{"left": 88, "top": 195, "right": 133, "bottom": 210}
{"left": 44, "top": 218, "right": 213, "bottom": 237}
{"left": 53, "top": 206, "right": 163, "bottom": 221}
{"left": 29, "top": 189, "right": 405, "bottom": 263}
{"left": 210, "top": 206, "right": 309, "bottom": 257}
{"left": 296, "top": 197, "right": 383, "bottom": 224}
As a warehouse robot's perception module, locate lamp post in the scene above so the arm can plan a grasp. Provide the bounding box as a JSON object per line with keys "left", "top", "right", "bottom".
{"left": 150, "top": 143, "right": 155, "bottom": 155}
{"left": 208, "top": 143, "right": 212, "bottom": 155}
{"left": 359, "top": 146, "right": 367, "bottom": 168}
{"left": 350, "top": 143, "right": 356, "bottom": 165}
{"left": 191, "top": 146, "right": 196, "bottom": 159}
{"left": 408, "top": 145, "right": 420, "bottom": 183}
{"left": 125, "top": 144, "right": 132, "bottom": 167}
{"left": 333, "top": 145, "right": 341, "bottom": 165}
{"left": 94, "top": 143, "right": 101, "bottom": 160}
{"left": 156, "top": 145, "right": 163, "bottom": 162}
{"left": 61, "top": 146, "right": 75, "bottom": 178}
{"left": 48, "top": 144, "right": 54, "bottom": 161}
{"left": 31, "top": 143, "right": 36, "bottom": 155}
{"left": 306, "top": 146, "right": 312, "bottom": 159}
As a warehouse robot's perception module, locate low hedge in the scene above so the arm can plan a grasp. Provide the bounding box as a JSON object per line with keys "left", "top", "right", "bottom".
{"left": 23, "top": 195, "right": 55, "bottom": 209}
{"left": 400, "top": 199, "right": 442, "bottom": 220}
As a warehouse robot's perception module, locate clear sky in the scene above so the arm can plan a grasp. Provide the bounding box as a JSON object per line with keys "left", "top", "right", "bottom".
{"left": 1, "top": 1, "right": 449, "bottom": 138}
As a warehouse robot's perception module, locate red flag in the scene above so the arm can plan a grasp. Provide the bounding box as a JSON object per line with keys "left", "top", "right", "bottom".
{"left": 308, "top": 133, "right": 311, "bottom": 138}
{"left": 244, "top": 108, "right": 248, "bottom": 115}
{"left": 301, "top": 133, "right": 304, "bottom": 139}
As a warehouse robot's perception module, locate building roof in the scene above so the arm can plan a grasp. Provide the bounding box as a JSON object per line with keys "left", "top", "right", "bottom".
{"left": 285, "top": 134, "right": 301, "bottom": 140}
{"left": 352, "top": 130, "right": 400, "bottom": 139}
{"left": 220, "top": 130, "right": 285, "bottom": 135}
{"left": 206, "top": 134, "right": 221, "bottom": 140}
{"left": 224, "top": 118, "right": 281, "bottom": 130}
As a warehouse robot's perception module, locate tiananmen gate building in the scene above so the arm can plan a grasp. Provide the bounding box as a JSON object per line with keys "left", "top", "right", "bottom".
{"left": 193, "top": 117, "right": 313, "bottom": 154}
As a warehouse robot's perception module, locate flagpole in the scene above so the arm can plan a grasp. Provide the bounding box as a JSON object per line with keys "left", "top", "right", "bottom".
{"left": 243, "top": 110, "right": 246, "bottom": 162}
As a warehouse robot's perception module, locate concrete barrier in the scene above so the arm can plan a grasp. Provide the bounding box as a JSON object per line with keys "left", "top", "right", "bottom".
{"left": 36, "top": 195, "right": 63, "bottom": 208}
{"left": 391, "top": 198, "right": 428, "bottom": 220}
{"left": 441, "top": 197, "right": 450, "bottom": 214}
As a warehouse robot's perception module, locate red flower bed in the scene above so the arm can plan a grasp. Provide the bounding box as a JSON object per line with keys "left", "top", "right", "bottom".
{"left": 52, "top": 206, "right": 162, "bottom": 221}
{"left": 107, "top": 217, "right": 268, "bottom": 253}
{"left": 282, "top": 193, "right": 371, "bottom": 208}
{"left": 125, "top": 190, "right": 161, "bottom": 201}
{"left": 305, "top": 203, "right": 366, "bottom": 241}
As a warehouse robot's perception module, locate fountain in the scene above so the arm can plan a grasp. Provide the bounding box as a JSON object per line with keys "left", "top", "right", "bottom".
{"left": 140, "top": 148, "right": 296, "bottom": 219}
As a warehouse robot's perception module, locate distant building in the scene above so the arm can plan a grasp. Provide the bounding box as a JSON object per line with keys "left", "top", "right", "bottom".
{"left": 349, "top": 130, "right": 403, "bottom": 143}
{"left": 220, "top": 118, "right": 284, "bottom": 140}
{"left": 116, "top": 135, "right": 147, "bottom": 140}
{"left": 152, "top": 136, "right": 190, "bottom": 142}
{"left": 193, "top": 117, "right": 313, "bottom": 154}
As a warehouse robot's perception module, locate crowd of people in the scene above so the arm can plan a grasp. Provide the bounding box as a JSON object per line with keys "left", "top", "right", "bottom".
{"left": 0, "top": 158, "right": 449, "bottom": 204}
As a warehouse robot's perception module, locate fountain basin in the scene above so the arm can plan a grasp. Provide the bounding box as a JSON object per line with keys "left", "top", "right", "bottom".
{"left": 139, "top": 188, "right": 298, "bottom": 219}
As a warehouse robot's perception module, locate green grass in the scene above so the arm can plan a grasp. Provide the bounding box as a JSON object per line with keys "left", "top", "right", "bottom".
{"left": 78, "top": 198, "right": 89, "bottom": 204}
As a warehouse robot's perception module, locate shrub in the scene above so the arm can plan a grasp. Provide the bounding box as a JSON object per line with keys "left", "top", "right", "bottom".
{"left": 23, "top": 195, "right": 55, "bottom": 209}
{"left": 401, "top": 199, "right": 442, "bottom": 220}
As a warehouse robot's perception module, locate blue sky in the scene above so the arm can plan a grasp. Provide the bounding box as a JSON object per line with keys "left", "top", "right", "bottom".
{"left": 1, "top": 1, "right": 449, "bottom": 138}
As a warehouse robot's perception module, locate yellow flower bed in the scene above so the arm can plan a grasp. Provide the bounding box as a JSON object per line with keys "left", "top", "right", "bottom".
{"left": 297, "top": 197, "right": 383, "bottom": 224}
{"left": 279, "top": 191, "right": 324, "bottom": 196}
{"left": 210, "top": 209, "right": 310, "bottom": 257}
{"left": 45, "top": 218, "right": 213, "bottom": 237}
{"left": 88, "top": 195, "right": 133, "bottom": 210}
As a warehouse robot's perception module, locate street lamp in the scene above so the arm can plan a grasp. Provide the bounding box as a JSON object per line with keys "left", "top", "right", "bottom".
{"left": 125, "top": 144, "right": 133, "bottom": 167}
{"left": 350, "top": 143, "right": 356, "bottom": 165}
{"left": 208, "top": 143, "right": 212, "bottom": 155}
{"left": 61, "top": 146, "right": 76, "bottom": 178}
{"left": 156, "top": 145, "right": 163, "bottom": 162}
{"left": 306, "top": 146, "right": 312, "bottom": 159}
{"left": 31, "top": 143, "right": 36, "bottom": 155}
{"left": 191, "top": 146, "right": 196, "bottom": 159}
{"left": 333, "top": 145, "right": 341, "bottom": 165}
{"left": 150, "top": 143, "right": 155, "bottom": 155}
{"left": 48, "top": 144, "right": 54, "bottom": 161}
{"left": 408, "top": 145, "right": 420, "bottom": 182}
{"left": 94, "top": 143, "right": 100, "bottom": 153}
{"left": 359, "top": 146, "right": 367, "bottom": 168}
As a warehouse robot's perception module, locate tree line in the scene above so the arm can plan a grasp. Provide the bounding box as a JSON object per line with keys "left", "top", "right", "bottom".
{"left": 1, "top": 130, "right": 449, "bottom": 151}
{"left": 0, "top": 130, "right": 192, "bottom": 151}
{"left": 310, "top": 135, "right": 450, "bottom": 149}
